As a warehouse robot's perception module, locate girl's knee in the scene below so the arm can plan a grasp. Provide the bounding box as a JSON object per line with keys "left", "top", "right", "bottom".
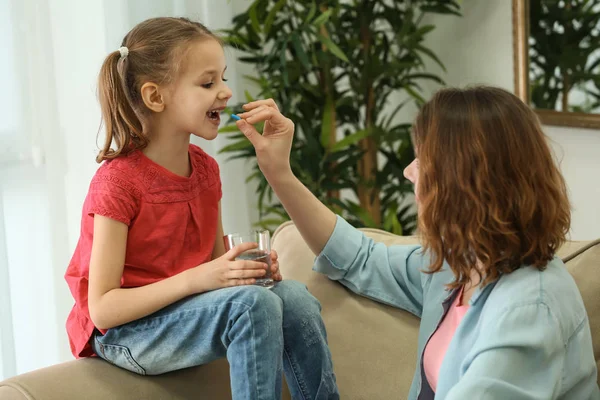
{"left": 273, "top": 280, "right": 322, "bottom": 314}
{"left": 234, "top": 285, "right": 283, "bottom": 314}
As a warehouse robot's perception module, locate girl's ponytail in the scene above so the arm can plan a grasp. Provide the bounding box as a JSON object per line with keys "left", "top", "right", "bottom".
{"left": 95, "top": 17, "right": 219, "bottom": 163}
{"left": 96, "top": 50, "right": 147, "bottom": 163}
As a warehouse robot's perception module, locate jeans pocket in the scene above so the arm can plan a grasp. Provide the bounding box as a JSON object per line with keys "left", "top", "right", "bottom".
{"left": 95, "top": 339, "right": 146, "bottom": 375}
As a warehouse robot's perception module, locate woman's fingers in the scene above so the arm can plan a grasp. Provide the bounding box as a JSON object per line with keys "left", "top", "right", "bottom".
{"left": 237, "top": 97, "right": 295, "bottom": 177}
{"left": 236, "top": 119, "right": 264, "bottom": 147}
{"left": 242, "top": 107, "right": 280, "bottom": 125}
{"left": 243, "top": 98, "right": 279, "bottom": 112}
{"left": 238, "top": 105, "right": 269, "bottom": 120}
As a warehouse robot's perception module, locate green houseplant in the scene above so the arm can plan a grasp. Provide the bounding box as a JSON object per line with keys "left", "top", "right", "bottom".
{"left": 220, "top": 0, "right": 460, "bottom": 234}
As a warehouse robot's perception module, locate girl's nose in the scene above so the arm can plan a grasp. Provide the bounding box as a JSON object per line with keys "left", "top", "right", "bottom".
{"left": 219, "top": 84, "right": 233, "bottom": 100}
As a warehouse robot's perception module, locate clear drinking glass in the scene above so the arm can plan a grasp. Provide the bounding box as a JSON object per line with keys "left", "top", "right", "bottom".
{"left": 223, "top": 230, "right": 274, "bottom": 289}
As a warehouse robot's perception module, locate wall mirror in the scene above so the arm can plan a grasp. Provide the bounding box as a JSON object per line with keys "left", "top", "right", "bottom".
{"left": 513, "top": 0, "right": 600, "bottom": 129}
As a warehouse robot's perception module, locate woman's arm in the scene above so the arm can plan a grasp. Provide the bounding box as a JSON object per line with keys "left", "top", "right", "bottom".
{"left": 237, "top": 99, "right": 336, "bottom": 255}
{"left": 313, "top": 217, "right": 426, "bottom": 316}
{"left": 262, "top": 170, "right": 336, "bottom": 256}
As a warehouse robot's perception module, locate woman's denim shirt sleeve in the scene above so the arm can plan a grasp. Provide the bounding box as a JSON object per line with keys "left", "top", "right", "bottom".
{"left": 313, "top": 215, "right": 428, "bottom": 317}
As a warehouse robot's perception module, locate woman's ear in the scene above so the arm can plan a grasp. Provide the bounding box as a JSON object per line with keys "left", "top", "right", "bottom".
{"left": 140, "top": 82, "right": 165, "bottom": 112}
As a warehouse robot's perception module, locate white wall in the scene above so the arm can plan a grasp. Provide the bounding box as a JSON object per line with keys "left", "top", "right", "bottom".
{"left": 546, "top": 127, "right": 600, "bottom": 241}
{"left": 424, "top": 0, "right": 600, "bottom": 241}
{"left": 1, "top": 166, "right": 60, "bottom": 373}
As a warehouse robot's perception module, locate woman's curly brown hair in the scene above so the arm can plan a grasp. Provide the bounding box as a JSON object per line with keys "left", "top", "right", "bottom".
{"left": 412, "top": 86, "right": 571, "bottom": 288}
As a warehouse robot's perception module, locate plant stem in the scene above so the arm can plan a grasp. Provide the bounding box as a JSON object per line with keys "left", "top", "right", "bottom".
{"left": 319, "top": 3, "right": 340, "bottom": 199}
{"left": 357, "top": 1, "right": 381, "bottom": 225}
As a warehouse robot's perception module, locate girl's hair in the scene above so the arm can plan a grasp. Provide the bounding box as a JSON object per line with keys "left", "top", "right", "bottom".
{"left": 412, "top": 86, "right": 571, "bottom": 288}
{"left": 96, "top": 17, "right": 220, "bottom": 163}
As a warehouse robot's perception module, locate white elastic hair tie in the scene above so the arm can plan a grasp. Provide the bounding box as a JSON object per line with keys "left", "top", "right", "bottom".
{"left": 119, "top": 46, "right": 129, "bottom": 59}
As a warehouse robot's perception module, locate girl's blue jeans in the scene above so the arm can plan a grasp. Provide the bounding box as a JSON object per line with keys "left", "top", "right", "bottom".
{"left": 91, "top": 280, "right": 339, "bottom": 400}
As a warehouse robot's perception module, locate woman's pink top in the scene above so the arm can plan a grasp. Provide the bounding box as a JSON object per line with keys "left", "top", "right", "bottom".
{"left": 423, "top": 287, "right": 470, "bottom": 392}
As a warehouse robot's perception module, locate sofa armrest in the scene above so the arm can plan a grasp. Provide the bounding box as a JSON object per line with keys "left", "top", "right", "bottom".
{"left": 0, "top": 385, "right": 25, "bottom": 400}
{"left": 0, "top": 358, "right": 232, "bottom": 400}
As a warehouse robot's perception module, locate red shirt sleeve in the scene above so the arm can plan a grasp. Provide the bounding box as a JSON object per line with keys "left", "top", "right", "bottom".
{"left": 85, "top": 169, "right": 140, "bottom": 225}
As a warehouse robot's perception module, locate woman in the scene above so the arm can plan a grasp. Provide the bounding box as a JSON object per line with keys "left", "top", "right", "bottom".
{"left": 235, "top": 86, "right": 599, "bottom": 399}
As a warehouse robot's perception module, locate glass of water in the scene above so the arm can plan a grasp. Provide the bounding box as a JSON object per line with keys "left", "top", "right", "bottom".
{"left": 223, "top": 230, "right": 274, "bottom": 289}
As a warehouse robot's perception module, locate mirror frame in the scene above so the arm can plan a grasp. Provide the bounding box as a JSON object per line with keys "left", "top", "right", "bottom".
{"left": 513, "top": 0, "right": 600, "bottom": 129}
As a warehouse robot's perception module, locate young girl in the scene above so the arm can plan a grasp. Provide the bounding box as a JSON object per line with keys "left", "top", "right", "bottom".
{"left": 64, "top": 17, "right": 339, "bottom": 400}
{"left": 237, "top": 89, "right": 600, "bottom": 399}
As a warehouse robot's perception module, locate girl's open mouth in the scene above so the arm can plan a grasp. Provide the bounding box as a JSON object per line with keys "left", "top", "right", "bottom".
{"left": 207, "top": 109, "right": 221, "bottom": 125}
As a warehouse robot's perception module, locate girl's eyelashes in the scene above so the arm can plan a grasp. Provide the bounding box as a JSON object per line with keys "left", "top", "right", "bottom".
{"left": 201, "top": 78, "right": 227, "bottom": 88}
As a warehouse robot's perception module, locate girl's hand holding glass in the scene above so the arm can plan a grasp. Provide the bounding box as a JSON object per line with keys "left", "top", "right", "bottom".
{"left": 223, "top": 230, "right": 282, "bottom": 289}
{"left": 269, "top": 249, "right": 282, "bottom": 282}
{"left": 186, "top": 242, "right": 270, "bottom": 293}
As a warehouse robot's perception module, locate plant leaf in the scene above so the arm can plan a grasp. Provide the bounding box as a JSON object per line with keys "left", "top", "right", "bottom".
{"left": 404, "top": 84, "right": 426, "bottom": 104}
{"left": 219, "top": 139, "right": 252, "bottom": 153}
{"left": 312, "top": 9, "right": 332, "bottom": 26}
{"left": 330, "top": 129, "right": 370, "bottom": 152}
{"left": 415, "top": 44, "right": 446, "bottom": 72}
{"left": 218, "top": 125, "right": 240, "bottom": 133}
{"left": 248, "top": 1, "right": 262, "bottom": 34}
{"left": 264, "top": 0, "right": 285, "bottom": 36}
{"left": 245, "top": 170, "right": 262, "bottom": 183}
{"left": 317, "top": 34, "right": 349, "bottom": 63}
{"left": 244, "top": 90, "right": 255, "bottom": 103}
{"left": 292, "top": 32, "right": 311, "bottom": 70}
{"left": 280, "top": 38, "right": 290, "bottom": 85}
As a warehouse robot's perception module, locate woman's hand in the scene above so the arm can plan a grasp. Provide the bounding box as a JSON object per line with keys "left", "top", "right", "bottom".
{"left": 270, "top": 250, "right": 283, "bottom": 281}
{"left": 187, "top": 242, "right": 269, "bottom": 293}
{"left": 236, "top": 98, "right": 338, "bottom": 256}
{"left": 235, "top": 99, "right": 295, "bottom": 178}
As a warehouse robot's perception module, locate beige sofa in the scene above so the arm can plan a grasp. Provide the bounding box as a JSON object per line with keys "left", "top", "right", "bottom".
{"left": 1, "top": 222, "right": 599, "bottom": 399}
